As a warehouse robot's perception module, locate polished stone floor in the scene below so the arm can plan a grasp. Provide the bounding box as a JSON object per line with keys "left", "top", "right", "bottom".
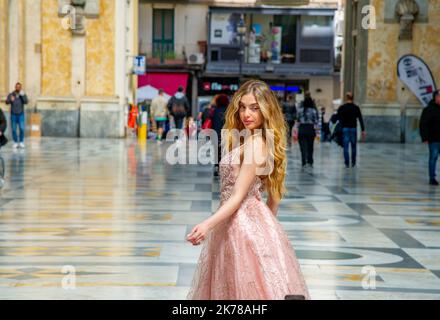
{"left": 0, "top": 137, "right": 439, "bottom": 300}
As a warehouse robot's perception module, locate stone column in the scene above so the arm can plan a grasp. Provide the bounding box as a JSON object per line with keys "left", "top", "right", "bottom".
{"left": 25, "top": 0, "right": 42, "bottom": 109}
{"left": 115, "top": 0, "right": 127, "bottom": 137}
{"left": 71, "top": 35, "right": 86, "bottom": 102}
{"left": 0, "top": 0, "right": 8, "bottom": 98}
{"left": 395, "top": 0, "right": 419, "bottom": 143}
{"left": 8, "top": 0, "right": 25, "bottom": 89}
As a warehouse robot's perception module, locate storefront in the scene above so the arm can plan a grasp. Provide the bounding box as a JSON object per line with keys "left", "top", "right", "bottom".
{"left": 262, "top": 79, "right": 308, "bottom": 103}
{"left": 207, "top": 7, "right": 336, "bottom": 70}
{"left": 137, "top": 72, "right": 190, "bottom": 104}
{"left": 204, "top": 6, "right": 339, "bottom": 114}
{"left": 197, "top": 77, "right": 240, "bottom": 113}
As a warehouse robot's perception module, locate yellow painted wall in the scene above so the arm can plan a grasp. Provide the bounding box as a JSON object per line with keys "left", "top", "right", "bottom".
{"left": 41, "top": 0, "right": 72, "bottom": 97}
{"left": 367, "top": 0, "right": 440, "bottom": 104}
{"left": 0, "top": 0, "right": 8, "bottom": 96}
{"left": 86, "top": 0, "right": 115, "bottom": 97}
{"left": 366, "top": 0, "right": 399, "bottom": 103}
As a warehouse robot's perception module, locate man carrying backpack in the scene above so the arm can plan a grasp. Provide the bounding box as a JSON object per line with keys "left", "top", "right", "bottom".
{"left": 167, "top": 86, "right": 191, "bottom": 130}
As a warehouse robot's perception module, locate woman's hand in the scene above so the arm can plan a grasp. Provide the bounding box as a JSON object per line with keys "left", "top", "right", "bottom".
{"left": 186, "top": 221, "right": 211, "bottom": 246}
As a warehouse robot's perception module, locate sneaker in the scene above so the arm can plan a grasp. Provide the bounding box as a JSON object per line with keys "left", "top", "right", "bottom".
{"left": 19, "top": 143, "right": 25, "bottom": 149}
{"left": 429, "top": 179, "right": 439, "bottom": 186}
{"left": 13, "top": 143, "right": 18, "bottom": 149}
{"left": 156, "top": 140, "right": 163, "bottom": 145}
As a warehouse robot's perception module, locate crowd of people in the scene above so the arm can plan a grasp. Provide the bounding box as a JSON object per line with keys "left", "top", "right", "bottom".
{"left": 1, "top": 81, "right": 436, "bottom": 186}
{"left": 149, "top": 86, "right": 192, "bottom": 144}
{"left": 145, "top": 85, "right": 440, "bottom": 185}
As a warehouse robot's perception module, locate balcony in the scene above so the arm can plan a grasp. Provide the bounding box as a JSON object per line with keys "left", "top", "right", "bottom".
{"left": 206, "top": 61, "right": 334, "bottom": 77}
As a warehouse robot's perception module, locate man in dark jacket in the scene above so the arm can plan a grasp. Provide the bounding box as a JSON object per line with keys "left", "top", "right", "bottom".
{"left": 337, "top": 92, "right": 366, "bottom": 168}
{"left": 420, "top": 90, "right": 440, "bottom": 186}
{"left": 211, "top": 94, "right": 229, "bottom": 177}
{"left": 282, "top": 94, "right": 297, "bottom": 145}
{"left": 167, "top": 86, "right": 191, "bottom": 130}
{"left": 5, "top": 82, "right": 28, "bottom": 149}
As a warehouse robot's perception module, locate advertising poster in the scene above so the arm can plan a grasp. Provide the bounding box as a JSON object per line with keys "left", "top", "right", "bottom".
{"left": 397, "top": 54, "right": 437, "bottom": 107}
{"left": 210, "top": 13, "right": 241, "bottom": 45}
{"left": 271, "top": 26, "right": 282, "bottom": 64}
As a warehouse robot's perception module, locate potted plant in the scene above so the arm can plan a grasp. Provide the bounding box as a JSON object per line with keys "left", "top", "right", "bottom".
{"left": 164, "top": 51, "right": 184, "bottom": 65}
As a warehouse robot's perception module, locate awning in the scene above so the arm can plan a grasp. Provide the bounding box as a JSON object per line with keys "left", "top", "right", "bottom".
{"left": 137, "top": 73, "right": 189, "bottom": 102}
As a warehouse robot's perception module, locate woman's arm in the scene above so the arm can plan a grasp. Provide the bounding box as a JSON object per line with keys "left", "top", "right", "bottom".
{"left": 187, "top": 136, "right": 267, "bottom": 245}
{"left": 266, "top": 194, "right": 280, "bottom": 217}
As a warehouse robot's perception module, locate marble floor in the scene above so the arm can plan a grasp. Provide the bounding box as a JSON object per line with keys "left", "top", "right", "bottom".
{"left": 0, "top": 137, "right": 439, "bottom": 300}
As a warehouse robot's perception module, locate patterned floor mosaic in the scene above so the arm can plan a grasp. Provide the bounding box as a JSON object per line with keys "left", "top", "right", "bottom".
{"left": 0, "top": 138, "right": 439, "bottom": 299}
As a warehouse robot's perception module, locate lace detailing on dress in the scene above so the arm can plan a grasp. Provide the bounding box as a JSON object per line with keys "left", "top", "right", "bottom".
{"left": 186, "top": 145, "right": 310, "bottom": 300}
{"left": 219, "top": 147, "right": 265, "bottom": 204}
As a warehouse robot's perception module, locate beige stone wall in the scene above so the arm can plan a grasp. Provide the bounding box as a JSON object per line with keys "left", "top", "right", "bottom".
{"left": 86, "top": 0, "right": 115, "bottom": 97}
{"left": 41, "top": 0, "right": 72, "bottom": 97}
{"left": 413, "top": 0, "right": 440, "bottom": 90}
{"left": 25, "top": 0, "right": 42, "bottom": 108}
{"left": 139, "top": 3, "right": 208, "bottom": 58}
{"left": 0, "top": 0, "right": 8, "bottom": 97}
{"left": 366, "top": 0, "right": 440, "bottom": 105}
{"left": 17, "top": 0, "right": 25, "bottom": 86}
{"left": 174, "top": 4, "right": 208, "bottom": 58}
{"left": 309, "top": 76, "right": 338, "bottom": 114}
{"left": 366, "top": 0, "right": 399, "bottom": 103}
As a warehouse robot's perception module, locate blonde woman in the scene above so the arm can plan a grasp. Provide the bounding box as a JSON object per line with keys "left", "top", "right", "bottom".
{"left": 186, "top": 80, "right": 310, "bottom": 300}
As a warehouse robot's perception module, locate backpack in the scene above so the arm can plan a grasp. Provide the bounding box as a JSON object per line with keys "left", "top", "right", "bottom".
{"left": 171, "top": 98, "right": 186, "bottom": 118}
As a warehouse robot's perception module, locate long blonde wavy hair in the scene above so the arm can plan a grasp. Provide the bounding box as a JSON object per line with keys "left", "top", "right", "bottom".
{"left": 223, "top": 80, "right": 287, "bottom": 201}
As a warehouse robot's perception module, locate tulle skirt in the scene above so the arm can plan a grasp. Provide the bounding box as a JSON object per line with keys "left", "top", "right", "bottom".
{"left": 187, "top": 198, "right": 310, "bottom": 300}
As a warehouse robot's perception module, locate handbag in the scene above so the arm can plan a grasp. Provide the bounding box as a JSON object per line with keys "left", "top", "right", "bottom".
{"left": 201, "top": 108, "right": 215, "bottom": 130}
{"left": 0, "top": 135, "right": 8, "bottom": 147}
{"left": 202, "top": 118, "right": 212, "bottom": 129}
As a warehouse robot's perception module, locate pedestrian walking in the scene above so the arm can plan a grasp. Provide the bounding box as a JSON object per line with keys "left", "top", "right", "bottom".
{"left": 420, "top": 90, "right": 440, "bottom": 185}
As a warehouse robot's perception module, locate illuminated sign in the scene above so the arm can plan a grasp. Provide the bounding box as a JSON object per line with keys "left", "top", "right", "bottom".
{"left": 270, "top": 86, "right": 301, "bottom": 93}
{"left": 202, "top": 80, "right": 239, "bottom": 93}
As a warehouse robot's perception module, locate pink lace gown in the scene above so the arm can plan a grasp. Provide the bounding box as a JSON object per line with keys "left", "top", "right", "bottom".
{"left": 187, "top": 146, "right": 310, "bottom": 300}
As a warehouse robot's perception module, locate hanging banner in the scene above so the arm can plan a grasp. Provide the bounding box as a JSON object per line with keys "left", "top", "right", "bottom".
{"left": 397, "top": 54, "right": 437, "bottom": 107}
{"left": 271, "top": 26, "right": 282, "bottom": 64}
